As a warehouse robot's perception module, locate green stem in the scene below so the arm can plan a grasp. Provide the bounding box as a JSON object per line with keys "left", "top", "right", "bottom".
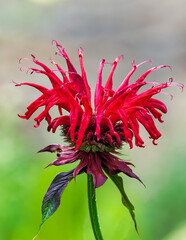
{"left": 87, "top": 174, "right": 104, "bottom": 240}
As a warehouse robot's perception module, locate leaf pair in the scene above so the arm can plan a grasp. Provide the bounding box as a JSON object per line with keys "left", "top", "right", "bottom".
{"left": 39, "top": 169, "right": 139, "bottom": 235}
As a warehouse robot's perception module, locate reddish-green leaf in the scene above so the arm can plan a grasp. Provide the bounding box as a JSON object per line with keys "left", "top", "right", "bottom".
{"left": 40, "top": 170, "right": 74, "bottom": 229}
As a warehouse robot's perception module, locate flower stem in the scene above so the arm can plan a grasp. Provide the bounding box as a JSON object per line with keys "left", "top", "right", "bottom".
{"left": 87, "top": 174, "right": 104, "bottom": 240}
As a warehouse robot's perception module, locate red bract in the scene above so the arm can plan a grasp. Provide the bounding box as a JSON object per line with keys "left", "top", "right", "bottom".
{"left": 38, "top": 144, "right": 142, "bottom": 188}
{"left": 15, "top": 41, "right": 183, "bottom": 187}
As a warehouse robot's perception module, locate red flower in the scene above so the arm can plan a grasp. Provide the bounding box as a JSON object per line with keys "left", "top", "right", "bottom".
{"left": 15, "top": 41, "right": 183, "bottom": 187}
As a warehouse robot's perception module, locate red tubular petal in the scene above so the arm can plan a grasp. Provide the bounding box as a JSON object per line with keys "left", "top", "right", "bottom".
{"left": 103, "top": 82, "right": 145, "bottom": 117}
{"left": 105, "top": 55, "right": 123, "bottom": 90}
{"left": 58, "top": 106, "right": 63, "bottom": 116}
{"left": 99, "top": 117, "right": 121, "bottom": 146}
{"left": 94, "top": 59, "right": 105, "bottom": 113}
{"left": 14, "top": 82, "right": 48, "bottom": 94}
{"left": 117, "top": 109, "right": 133, "bottom": 148}
{"left": 136, "top": 65, "right": 171, "bottom": 83}
{"left": 129, "top": 116, "right": 144, "bottom": 147}
{"left": 50, "top": 60, "right": 69, "bottom": 84}
{"left": 152, "top": 139, "right": 158, "bottom": 145}
{"left": 53, "top": 41, "right": 77, "bottom": 75}
{"left": 45, "top": 112, "right": 51, "bottom": 125}
{"left": 147, "top": 98, "right": 167, "bottom": 113}
{"left": 117, "top": 60, "right": 138, "bottom": 92}
{"left": 53, "top": 41, "right": 87, "bottom": 96}
{"left": 113, "top": 131, "right": 121, "bottom": 147}
{"left": 48, "top": 116, "right": 70, "bottom": 132}
{"left": 19, "top": 95, "right": 46, "bottom": 120}
{"left": 106, "top": 133, "right": 113, "bottom": 145}
{"left": 148, "top": 107, "right": 163, "bottom": 122}
{"left": 57, "top": 86, "right": 83, "bottom": 114}
{"left": 100, "top": 117, "right": 115, "bottom": 135}
{"left": 17, "top": 114, "right": 27, "bottom": 119}
{"left": 95, "top": 115, "right": 102, "bottom": 141}
{"left": 70, "top": 73, "right": 87, "bottom": 96}
{"left": 136, "top": 111, "right": 161, "bottom": 140}
{"left": 75, "top": 97, "right": 92, "bottom": 150}
{"left": 123, "top": 126, "right": 133, "bottom": 148}
{"left": 34, "top": 98, "right": 59, "bottom": 127}
{"left": 78, "top": 48, "right": 91, "bottom": 102}
{"left": 69, "top": 107, "right": 79, "bottom": 142}
{"left": 30, "top": 59, "right": 64, "bottom": 88}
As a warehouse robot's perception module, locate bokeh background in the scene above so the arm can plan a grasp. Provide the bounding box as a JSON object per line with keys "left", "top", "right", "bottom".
{"left": 0, "top": 0, "right": 186, "bottom": 239}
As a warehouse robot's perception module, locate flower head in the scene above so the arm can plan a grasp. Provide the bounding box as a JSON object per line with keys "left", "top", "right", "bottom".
{"left": 15, "top": 41, "right": 183, "bottom": 188}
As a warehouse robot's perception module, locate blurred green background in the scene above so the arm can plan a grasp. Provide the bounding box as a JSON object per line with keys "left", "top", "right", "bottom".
{"left": 0, "top": 0, "right": 186, "bottom": 239}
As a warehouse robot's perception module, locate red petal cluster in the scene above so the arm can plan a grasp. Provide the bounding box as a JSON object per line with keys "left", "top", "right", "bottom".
{"left": 16, "top": 41, "right": 182, "bottom": 149}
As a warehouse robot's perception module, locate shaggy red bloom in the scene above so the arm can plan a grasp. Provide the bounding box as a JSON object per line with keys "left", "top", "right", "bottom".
{"left": 15, "top": 41, "right": 182, "bottom": 187}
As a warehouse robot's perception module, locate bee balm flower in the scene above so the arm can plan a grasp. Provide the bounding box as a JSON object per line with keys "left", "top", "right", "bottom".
{"left": 16, "top": 41, "right": 183, "bottom": 235}
{"left": 15, "top": 41, "right": 182, "bottom": 188}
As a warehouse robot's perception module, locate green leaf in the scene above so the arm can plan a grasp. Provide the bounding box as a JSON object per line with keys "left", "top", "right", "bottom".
{"left": 39, "top": 170, "right": 74, "bottom": 229}
{"left": 108, "top": 173, "right": 139, "bottom": 234}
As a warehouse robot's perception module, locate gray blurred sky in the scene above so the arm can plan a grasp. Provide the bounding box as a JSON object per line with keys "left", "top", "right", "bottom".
{"left": 1, "top": 0, "right": 186, "bottom": 86}
{"left": 0, "top": 0, "right": 186, "bottom": 148}
{"left": 1, "top": 0, "right": 186, "bottom": 77}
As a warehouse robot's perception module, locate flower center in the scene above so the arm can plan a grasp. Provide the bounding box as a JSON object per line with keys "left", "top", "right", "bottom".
{"left": 78, "top": 142, "right": 115, "bottom": 152}
{"left": 61, "top": 116, "right": 125, "bottom": 151}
